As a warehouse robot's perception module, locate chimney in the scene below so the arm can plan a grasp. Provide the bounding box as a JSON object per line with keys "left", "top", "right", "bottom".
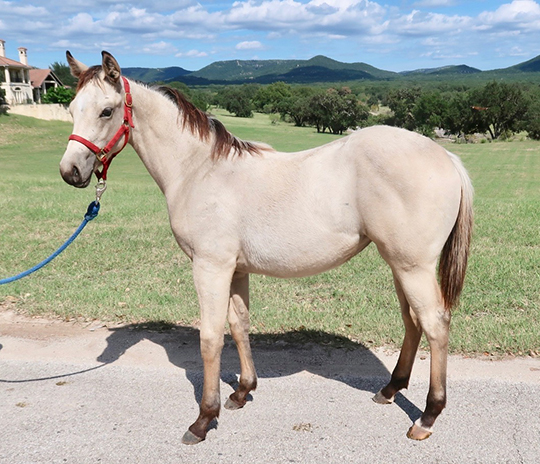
{"left": 0, "top": 40, "right": 5, "bottom": 58}
{"left": 18, "top": 47, "right": 28, "bottom": 66}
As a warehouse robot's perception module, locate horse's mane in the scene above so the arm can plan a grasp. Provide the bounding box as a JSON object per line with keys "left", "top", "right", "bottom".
{"left": 157, "top": 86, "right": 268, "bottom": 160}
{"left": 76, "top": 65, "right": 103, "bottom": 92}
{"left": 75, "top": 66, "right": 268, "bottom": 160}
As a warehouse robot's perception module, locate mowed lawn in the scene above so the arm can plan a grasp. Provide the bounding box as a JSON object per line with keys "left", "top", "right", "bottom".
{"left": 0, "top": 110, "right": 538, "bottom": 355}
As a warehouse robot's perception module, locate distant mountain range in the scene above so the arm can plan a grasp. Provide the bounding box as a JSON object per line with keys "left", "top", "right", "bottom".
{"left": 122, "top": 54, "right": 540, "bottom": 85}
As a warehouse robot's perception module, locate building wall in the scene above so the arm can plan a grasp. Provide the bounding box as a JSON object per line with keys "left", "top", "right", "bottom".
{"left": 2, "top": 67, "right": 33, "bottom": 105}
{"left": 8, "top": 103, "right": 72, "bottom": 122}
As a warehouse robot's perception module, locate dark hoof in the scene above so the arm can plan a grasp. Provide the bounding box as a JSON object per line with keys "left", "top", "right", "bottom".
{"left": 181, "top": 429, "right": 205, "bottom": 445}
{"left": 224, "top": 396, "right": 245, "bottom": 410}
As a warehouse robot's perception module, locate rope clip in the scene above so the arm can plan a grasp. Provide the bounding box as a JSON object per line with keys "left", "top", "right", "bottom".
{"left": 95, "top": 179, "right": 107, "bottom": 203}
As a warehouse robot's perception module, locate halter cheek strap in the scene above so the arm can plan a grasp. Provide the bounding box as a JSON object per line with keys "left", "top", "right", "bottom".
{"left": 68, "top": 76, "right": 134, "bottom": 181}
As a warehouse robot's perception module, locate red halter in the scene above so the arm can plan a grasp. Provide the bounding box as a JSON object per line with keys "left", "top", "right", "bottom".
{"left": 68, "top": 76, "right": 134, "bottom": 181}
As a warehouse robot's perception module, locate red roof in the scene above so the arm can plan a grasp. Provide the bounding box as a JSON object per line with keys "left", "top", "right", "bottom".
{"left": 0, "top": 56, "right": 32, "bottom": 69}
{"left": 29, "top": 69, "right": 51, "bottom": 87}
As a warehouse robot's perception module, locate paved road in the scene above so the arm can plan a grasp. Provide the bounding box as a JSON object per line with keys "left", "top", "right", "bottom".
{"left": 1, "top": 311, "right": 539, "bottom": 464}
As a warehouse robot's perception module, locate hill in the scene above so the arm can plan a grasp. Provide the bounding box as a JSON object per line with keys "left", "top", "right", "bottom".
{"left": 120, "top": 54, "right": 540, "bottom": 86}
{"left": 190, "top": 55, "right": 397, "bottom": 83}
{"left": 122, "top": 66, "right": 191, "bottom": 82}
{"left": 401, "top": 65, "right": 481, "bottom": 76}
{"left": 503, "top": 55, "right": 540, "bottom": 73}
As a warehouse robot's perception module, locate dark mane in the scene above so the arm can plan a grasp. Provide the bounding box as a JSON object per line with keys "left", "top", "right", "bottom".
{"left": 76, "top": 65, "right": 102, "bottom": 93}
{"left": 157, "top": 86, "right": 268, "bottom": 160}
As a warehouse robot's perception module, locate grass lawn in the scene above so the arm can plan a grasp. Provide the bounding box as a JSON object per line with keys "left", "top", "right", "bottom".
{"left": 0, "top": 111, "right": 538, "bottom": 355}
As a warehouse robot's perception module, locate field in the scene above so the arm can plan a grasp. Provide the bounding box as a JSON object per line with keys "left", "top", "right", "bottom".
{"left": 0, "top": 110, "right": 538, "bottom": 355}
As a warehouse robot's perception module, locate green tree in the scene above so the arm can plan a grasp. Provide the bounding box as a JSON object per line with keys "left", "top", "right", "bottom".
{"left": 443, "top": 92, "right": 477, "bottom": 139}
{"left": 50, "top": 62, "right": 77, "bottom": 87}
{"left": 412, "top": 92, "right": 448, "bottom": 137}
{"left": 216, "top": 85, "right": 256, "bottom": 118}
{"left": 522, "top": 87, "right": 540, "bottom": 140}
{"left": 308, "top": 88, "right": 368, "bottom": 135}
{"left": 470, "top": 82, "right": 529, "bottom": 139}
{"left": 0, "top": 88, "right": 6, "bottom": 115}
{"left": 385, "top": 87, "right": 422, "bottom": 131}
{"left": 253, "top": 82, "right": 291, "bottom": 113}
{"left": 279, "top": 86, "right": 317, "bottom": 126}
{"left": 41, "top": 86, "right": 75, "bottom": 104}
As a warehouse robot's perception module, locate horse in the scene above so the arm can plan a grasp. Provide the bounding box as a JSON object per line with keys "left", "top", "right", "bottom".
{"left": 59, "top": 51, "right": 473, "bottom": 445}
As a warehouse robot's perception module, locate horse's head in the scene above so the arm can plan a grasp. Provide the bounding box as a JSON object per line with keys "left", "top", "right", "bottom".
{"left": 60, "top": 51, "right": 127, "bottom": 188}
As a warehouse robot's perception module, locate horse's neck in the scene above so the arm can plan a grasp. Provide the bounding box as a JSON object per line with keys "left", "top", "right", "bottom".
{"left": 128, "top": 83, "right": 212, "bottom": 194}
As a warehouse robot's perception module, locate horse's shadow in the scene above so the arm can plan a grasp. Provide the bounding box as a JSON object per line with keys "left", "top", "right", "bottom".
{"left": 97, "top": 322, "right": 422, "bottom": 424}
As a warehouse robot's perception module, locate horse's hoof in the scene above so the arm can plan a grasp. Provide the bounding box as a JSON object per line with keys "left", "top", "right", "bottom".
{"left": 224, "top": 396, "right": 244, "bottom": 410}
{"left": 372, "top": 390, "right": 394, "bottom": 404}
{"left": 181, "top": 430, "right": 205, "bottom": 445}
{"left": 407, "top": 423, "right": 433, "bottom": 441}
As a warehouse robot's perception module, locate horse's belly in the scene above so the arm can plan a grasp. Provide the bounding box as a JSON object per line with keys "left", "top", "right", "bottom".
{"left": 238, "top": 232, "right": 370, "bottom": 278}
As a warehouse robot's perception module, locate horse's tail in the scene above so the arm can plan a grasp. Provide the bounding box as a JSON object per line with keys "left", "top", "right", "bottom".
{"left": 439, "top": 152, "right": 474, "bottom": 311}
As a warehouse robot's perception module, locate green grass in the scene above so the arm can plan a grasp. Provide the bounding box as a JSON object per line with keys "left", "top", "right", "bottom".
{"left": 0, "top": 112, "right": 539, "bottom": 355}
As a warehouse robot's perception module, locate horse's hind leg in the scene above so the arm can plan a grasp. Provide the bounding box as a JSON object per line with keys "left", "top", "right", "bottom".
{"left": 373, "top": 274, "right": 422, "bottom": 405}
{"left": 394, "top": 267, "right": 451, "bottom": 441}
{"left": 224, "top": 272, "right": 258, "bottom": 410}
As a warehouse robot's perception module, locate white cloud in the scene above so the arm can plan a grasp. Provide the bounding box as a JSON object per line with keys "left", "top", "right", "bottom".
{"left": 236, "top": 40, "right": 263, "bottom": 50}
{"left": 477, "top": 0, "right": 540, "bottom": 31}
{"left": 142, "top": 41, "right": 177, "bottom": 54}
{"left": 390, "top": 9, "right": 471, "bottom": 36}
{"left": 176, "top": 49, "right": 209, "bottom": 57}
{"left": 0, "top": 0, "right": 49, "bottom": 17}
{"left": 413, "top": 0, "right": 457, "bottom": 7}
{"left": 2, "top": 0, "right": 540, "bottom": 72}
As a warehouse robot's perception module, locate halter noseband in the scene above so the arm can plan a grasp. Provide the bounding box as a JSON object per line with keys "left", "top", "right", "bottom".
{"left": 68, "top": 76, "right": 134, "bottom": 181}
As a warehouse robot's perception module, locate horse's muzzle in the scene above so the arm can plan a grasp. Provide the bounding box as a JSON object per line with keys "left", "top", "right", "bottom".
{"left": 59, "top": 161, "right": 92, "bottom": 188}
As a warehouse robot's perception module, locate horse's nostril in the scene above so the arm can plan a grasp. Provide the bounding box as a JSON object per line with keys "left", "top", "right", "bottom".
{"left": 72, "top": 165, "right": 80, "bottom": 181}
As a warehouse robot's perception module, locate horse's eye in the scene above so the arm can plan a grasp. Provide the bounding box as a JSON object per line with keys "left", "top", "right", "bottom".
{"left": 100, "top": 108, "right": 113, "bottom": 118}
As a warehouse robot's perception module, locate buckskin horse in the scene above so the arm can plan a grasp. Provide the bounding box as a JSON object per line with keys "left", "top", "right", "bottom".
{"left": 59, "top": 51, "right": 473, "bottom": 445}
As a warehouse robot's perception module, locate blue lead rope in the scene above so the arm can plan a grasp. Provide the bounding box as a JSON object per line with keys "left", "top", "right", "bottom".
{"left": 0, "top": 201, "right": 100, "bottom": 285}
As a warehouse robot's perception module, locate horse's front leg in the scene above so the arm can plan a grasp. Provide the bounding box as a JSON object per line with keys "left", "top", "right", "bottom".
{"left": 224, "top": 272, "right": 258, "bottom": 410}
{"left": 182, "top": 259, "right": 235, "bottom": 445}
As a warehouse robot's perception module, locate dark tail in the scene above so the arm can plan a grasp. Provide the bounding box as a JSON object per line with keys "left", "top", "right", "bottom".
{"left": 439, "top": 152, "right": 474, "bottom": 310}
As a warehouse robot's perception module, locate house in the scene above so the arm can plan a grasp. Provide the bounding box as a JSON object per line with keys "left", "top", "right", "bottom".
{"left": 29, "top": 68, "right": 63, "bottom": 103}
{"left": 0, "top": 40, "right": 63, "bottom": 105}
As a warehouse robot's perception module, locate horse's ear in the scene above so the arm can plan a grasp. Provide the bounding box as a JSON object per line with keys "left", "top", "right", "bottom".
{"left": 102, "top": 51, "right": 121, "bottom": 84}
{"left": 66, "top": 51, "right": 88, "bottom": 78}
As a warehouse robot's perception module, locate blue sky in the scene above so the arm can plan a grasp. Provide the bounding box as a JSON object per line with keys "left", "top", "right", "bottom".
{"left": 1, "top": 0, "right": 539, "bottom": 72}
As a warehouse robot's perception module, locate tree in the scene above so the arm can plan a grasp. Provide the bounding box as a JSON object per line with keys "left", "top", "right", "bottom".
{"left": 216, "top": 85, "right": 256, "bottom": 117}
{"left": 0, "top": 88, "right": 6, "bottom": 115}
{"left": 412, "top": 92, "right": 448, "bottom": 137}
{"left": 307, "top": 88, "right": 369, "bottom": 135}
{"left": 522, "top": 87, "right": 540, "bottom": 140}
{"left": 50, "top": 62, "right": 77, "bottom": 87}
{"left": 385, "top": 87, "right": 422, "bottom": 131}
{"left": 470, "top": 82, "right": 529, "bottom": 139}
{"left": 278, "top": 87, "right": 317, "bottom": 126}
{"left": 443, "top": 92, "right": 477, "bottom": 139}
{"left": 41, "top": 86, "right": 75, "bottom": 104}
{"left": 253, "top": 82, "right": 291, "bottom": 113}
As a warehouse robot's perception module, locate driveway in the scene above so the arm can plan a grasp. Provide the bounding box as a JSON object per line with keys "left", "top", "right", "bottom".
{"left": 1, "top": 309, "right": 539, "bottom": 464}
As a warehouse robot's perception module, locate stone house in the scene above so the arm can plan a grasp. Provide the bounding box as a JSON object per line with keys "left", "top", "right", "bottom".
{"left": 0, "top": 40, "right": 63, "bottom": 105}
